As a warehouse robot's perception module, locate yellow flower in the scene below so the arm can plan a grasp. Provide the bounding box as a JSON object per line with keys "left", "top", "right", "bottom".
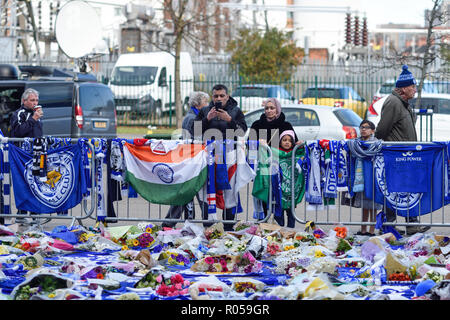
{"left": 145, "top": 227, "right": 152, "bottom": 233}
{"left": 122, "top": 245, "right": 129, "bottom": 251}
{"left": 48, "top": 293, "right": 56, "bottom": 298}
{"left": 267, "top": 236, "right": 273, "bottom": 241}
{"left": 314, "top": 250, "right": 325, "bottom": 258}
{"left": 284, "top": 245, "right": 294, "bottom": 251}
{"left": 132, "top": 239, "right": 140, "bottom": 247}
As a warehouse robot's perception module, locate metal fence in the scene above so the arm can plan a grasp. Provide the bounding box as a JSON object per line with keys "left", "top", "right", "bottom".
{"left": 1, "top": 136, "right": 450, "bottom": 235}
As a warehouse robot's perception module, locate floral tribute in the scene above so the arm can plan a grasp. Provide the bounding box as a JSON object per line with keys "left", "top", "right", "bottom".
{"left": 155, "top": 273, "right": 190, "bottom": 297}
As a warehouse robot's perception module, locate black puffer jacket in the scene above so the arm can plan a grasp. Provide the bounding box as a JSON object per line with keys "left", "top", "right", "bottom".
{"left": 249, "top": 112, "right": 298, "bottom": 147}
{"left": 195, "top": 96, "right": 247, "bottom": 140}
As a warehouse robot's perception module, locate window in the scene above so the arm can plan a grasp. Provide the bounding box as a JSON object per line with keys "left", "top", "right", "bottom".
{"left": 79, "top": 85, "right": 115, "bottom": 114}
{"left": 110, "top": 66, "right": 158, "bottom": 85}
{"left": 29, "top": 83, "right": 73, "bottom": 108}
{"left": 284, "top": 109, "right": 319, "bottom": 126}
{"left": 244, "top": 109, "right": 264, "bottom": 127}
{"left": 334, "top": 108, "right": 362, "bottom": 126}
{"left": 232, "top": 87, "right": 268, "bottom": 97}
{"left": 303, "top": 88, "right": 341, "bottom": 99}
{"left": 158, "top": 67, "right": 167, "bottom": 87}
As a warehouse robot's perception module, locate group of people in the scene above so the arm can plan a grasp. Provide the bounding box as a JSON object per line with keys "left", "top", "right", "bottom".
{"left": 164, "top": 64, "right": 430, "bottom": 237}
{"left": 1, "top": 65, "right": 431, "bottom": 236}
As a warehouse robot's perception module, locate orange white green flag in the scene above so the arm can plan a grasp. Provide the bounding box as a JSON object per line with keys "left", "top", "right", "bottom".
{"left": 123, "top": 141, "right": 208, "bottom": 205}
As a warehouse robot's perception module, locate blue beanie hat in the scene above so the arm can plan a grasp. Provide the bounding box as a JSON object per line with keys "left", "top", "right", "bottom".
{"left": 396, "top": 65, "right": 416, "bottom": 88}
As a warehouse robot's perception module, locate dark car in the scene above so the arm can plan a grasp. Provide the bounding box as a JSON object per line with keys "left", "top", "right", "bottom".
{"left": 0, "top": 78, "right": 117, "bottom": 138}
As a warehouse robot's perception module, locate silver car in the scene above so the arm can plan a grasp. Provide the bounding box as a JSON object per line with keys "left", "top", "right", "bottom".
{"left": 244, "top": 104, "right": 362, "bottom": 141}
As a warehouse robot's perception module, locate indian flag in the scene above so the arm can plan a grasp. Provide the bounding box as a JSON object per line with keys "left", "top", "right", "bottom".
{"left": 123, "top": 141, "right": 208, "bottom": 205}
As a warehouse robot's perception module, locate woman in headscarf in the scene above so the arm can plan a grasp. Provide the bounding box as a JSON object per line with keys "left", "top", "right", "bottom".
{"left": 249, "top": 98, "right": 303, "bottom": 221}
{"left": 249, "top": 98, "right": 300, "bottom": 148}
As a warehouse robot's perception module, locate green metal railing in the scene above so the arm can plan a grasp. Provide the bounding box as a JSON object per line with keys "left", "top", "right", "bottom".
{"left": 112, "top": 75, "right": 388, "bottom": 127}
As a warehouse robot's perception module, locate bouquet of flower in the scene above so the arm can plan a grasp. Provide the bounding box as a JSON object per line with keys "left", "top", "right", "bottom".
{"left": 156, "top": 273, "right": 190, "bottom": 297}
{"left": 191, "top": 254, "right": 236, "bottom": 273}
{"left": 232, "top": 278, "right": 265, "bottom": 293}
{"left": 134, "top": 269, "right": 164, "bottom": 289}
{"left": 167, "top": 252, "right": 190, "bottom": 266}
{"left": 234, "top": 251, "right": 263, "bottom": 274}
{"left": 204, "top": 223, "right": 224, "bottom": 240}
{"left": 335, "top": 238, "right": 353, "bottom": 257}
{"left": 266, "top": 242, "right": 281, "bottom": 256}
{"left": 13, "top": 274, "right": 72, "bottom": 300}
{"left": 137, "top": 232, "right": 155, "bottom": 248}
{"left": 80, "top": 266, "right": 107, "bottom": 280}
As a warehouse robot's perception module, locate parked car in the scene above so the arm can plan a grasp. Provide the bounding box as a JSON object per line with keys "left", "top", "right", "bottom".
{"left": 231, "top": 84, "right": 296, "bottom": 113}
{"left": 299, "top": 85, "right": 367, "bottom": 119}
{"left": 0, "top": 77, "right": 117, "bottom": 138}
{"left": 244, "top": 104, "right": 362, "bottom": 141}
{"left": 372, "top": 79, "right": 438, "bottom": 102}
{"left": 366, "top": 93, "right": 450, "bottom": 141}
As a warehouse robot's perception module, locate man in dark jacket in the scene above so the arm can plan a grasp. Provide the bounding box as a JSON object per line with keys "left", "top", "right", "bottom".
{"left": 10, "top": 88, "right": 43, "bottom": 138}
{"left": 10, "top": 88, "right": 43, "bottom": 224}
{"left": 375, "top": 65, "right": 430, "bottom": 235}
{"left": 194, "top": 84, "right": 247, "bottom": 231}
{"left": 194, "top": 84, "right": 247, "bottom": 141}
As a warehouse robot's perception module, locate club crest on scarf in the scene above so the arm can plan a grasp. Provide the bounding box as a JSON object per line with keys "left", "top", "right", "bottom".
{"left": 24, "top": 150, "right": 75, "bottom": 209}
{"left": 374, "top": 155, "right": 422, "bottom": 210}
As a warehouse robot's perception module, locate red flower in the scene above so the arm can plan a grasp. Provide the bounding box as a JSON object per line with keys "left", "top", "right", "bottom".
{"left": 156, "top": 283, "right": 170, "bottom": 296}
{"left": 170, "top": 274, "right": 184, "bottom": 284}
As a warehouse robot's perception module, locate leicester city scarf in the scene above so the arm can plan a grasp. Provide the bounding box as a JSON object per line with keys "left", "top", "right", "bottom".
{"left": 9, "top": 142, "right": 87, "bottom": 214}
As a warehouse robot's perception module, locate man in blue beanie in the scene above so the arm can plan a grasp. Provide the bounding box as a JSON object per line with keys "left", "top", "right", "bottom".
{"left": 375, "top": 65, "right": 430, "bottom": 235}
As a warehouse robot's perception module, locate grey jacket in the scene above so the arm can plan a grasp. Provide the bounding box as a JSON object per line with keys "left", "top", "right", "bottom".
{"left": 375, "top": 91, "right": 417, "bottom": 141}
{"left": 181, "top": 107, "right": 198, "bottom": 139}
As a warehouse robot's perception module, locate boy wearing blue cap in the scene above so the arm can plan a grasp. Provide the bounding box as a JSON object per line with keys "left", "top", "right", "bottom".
{"left": 375, "top": 65, "right": 430, "bottom": 235}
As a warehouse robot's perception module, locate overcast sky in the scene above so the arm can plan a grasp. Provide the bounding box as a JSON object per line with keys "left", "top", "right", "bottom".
{"left": 359, "top": 0, "right": 437, "bottom": 28}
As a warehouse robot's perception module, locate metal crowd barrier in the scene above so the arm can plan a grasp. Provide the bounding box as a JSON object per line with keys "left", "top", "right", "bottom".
{"left": 104, "top": 140, "right": 275, "bottom": 227}
{"left": 3, "top": 136, "right": 449, "bottom": 234}
{"left": 0, "top": 137, "right": 96, "bottom": 228}
{"left": 289, "top": 140, "right": 450, "bottom": 232}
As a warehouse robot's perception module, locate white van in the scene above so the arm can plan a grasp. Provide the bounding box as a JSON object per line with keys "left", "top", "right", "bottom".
{"left": 109, "top": 51, "right": 194, "bottom": 116}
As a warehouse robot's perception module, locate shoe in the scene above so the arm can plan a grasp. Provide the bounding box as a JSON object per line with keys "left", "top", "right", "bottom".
{"left": 406, "top": 225, "right": 431, "bottom": 236}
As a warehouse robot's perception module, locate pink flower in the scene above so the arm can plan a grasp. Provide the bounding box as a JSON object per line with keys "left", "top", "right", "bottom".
{"left": 156, "top": 275, "right": 163, "bottom": 283}
{"left": 205, "top": 257, "right": 214, "bottom": 265}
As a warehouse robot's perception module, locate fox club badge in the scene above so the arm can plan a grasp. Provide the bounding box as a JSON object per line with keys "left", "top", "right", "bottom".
{"left": 24, "top": 150, "right": 75, "bottom": 209}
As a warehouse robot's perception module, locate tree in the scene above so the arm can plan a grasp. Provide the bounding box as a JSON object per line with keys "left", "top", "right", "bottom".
{"left": 367, "top": 0, "right": 448, "bottom": 106}
{"left": 148, "top": 0, "right": 220, "bottom": 128}
{"left": 226, "top": 27, "right": 304, "bottom": 83}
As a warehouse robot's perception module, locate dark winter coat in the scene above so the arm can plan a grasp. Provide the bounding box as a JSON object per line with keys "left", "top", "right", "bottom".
{"left": 249, "top": 112, "right": 298, "bottom": 147}
{"left": 375, "top": 91, "right": 417, "bottom": 141}
{"left": 10, "top": 106, "right": 43, "bottom": 138}
{"left": 194, "top": 96, "right": 247, "bottom": 140}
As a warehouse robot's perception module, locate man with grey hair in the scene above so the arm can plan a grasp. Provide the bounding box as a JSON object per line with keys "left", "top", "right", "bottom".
{"left": 10, "top": 88, "right": 43, "bottom": 138}
{"left": 162, "top": 91, "right": 211, "bottom": 228}
{"left": 10, "top": 88, "right": 44, "bottom": 223}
